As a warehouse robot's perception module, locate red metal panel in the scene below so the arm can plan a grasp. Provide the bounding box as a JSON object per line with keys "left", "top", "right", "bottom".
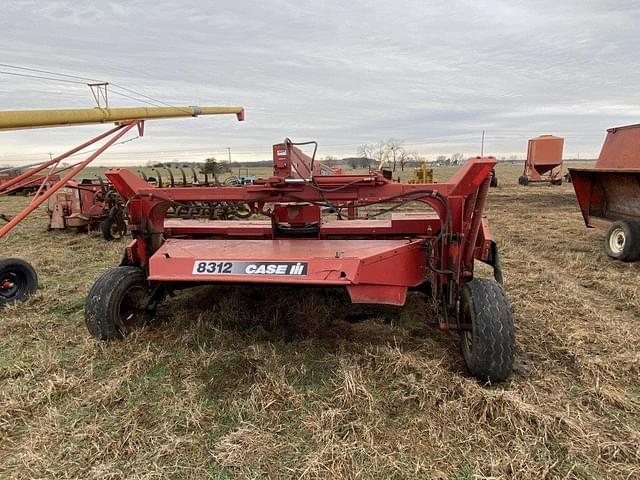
{"left": 147, "top": 238, "right": 426, "bottom": 305}
{"left": 570, "top": 169, "right": 640, "bottom": 226}
{"left": 164, "top": 213, "right": 441, "bottom": 238}
{"left": 595, "top": 124, "right": 640, "bottom": 169}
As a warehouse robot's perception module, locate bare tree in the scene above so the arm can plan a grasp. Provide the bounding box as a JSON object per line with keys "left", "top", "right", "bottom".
{"left": 451, "top": 153, "right": 465, "bottom": 165}
{"left": 386, "top": 139, "right": 403, "bottom": 171}
{"left": 357, "top": 144, "right": 375, "bottom": 161}
{"left": 322, "top": 155, "right": 337, "bottom": 167}
{"left": 374, "top": 141, "right": 388, "bottom": 167}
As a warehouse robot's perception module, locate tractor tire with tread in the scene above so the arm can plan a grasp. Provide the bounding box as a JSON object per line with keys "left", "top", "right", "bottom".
{"left": 0, "top": 257, "right": 38, "bottom": 307}
{"left": 460, "top": 278, "right": 514, "bottom": 383}
{"left": 604, "top": 220, "right": 640, "bottom": 262}
{"left": 84, "top": 266, "right": 154, "bottom": 340}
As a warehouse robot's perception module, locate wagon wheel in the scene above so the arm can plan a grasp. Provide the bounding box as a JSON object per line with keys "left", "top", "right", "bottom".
{"left": 100, "top": 216, "right": 127, "bottom": 241}
{"left": 0, "top": 258, "right": 38, "bottom": 307}
{"left": 459, "top": 278, "right": 514, "bottom": 383}
{"left": 84, "top": 266, "right": 156, "bottom": 340}
{"left": 604, "top": 220, "right": 640, "bottom": 262}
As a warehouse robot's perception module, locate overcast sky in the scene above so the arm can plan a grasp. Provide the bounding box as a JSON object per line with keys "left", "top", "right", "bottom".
{"left": 1, "top": 0, "right": 639, "bottom": 166}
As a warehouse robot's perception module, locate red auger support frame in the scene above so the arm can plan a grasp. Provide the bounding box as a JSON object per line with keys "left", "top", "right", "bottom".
{"left": 519, "top": 135, "right": 564, "bottom": 186}
{"left": 105, "top": 145, "right": 501, "bottom": 324}
{"left": 570, "top": 124, "right": 640, "bottom": 261}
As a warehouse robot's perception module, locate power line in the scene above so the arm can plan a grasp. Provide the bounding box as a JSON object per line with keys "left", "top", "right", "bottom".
{"left": 0, "top": 70, "right": 87, "bottom": 85}
{"left": 109, "top": 83, "right": 193, "bottom": 114}
{"left": 0, "top": 63, "right": 104, "bottom": 83}
{"left": 0, "top": 62, "right": 192, "bottom": 113}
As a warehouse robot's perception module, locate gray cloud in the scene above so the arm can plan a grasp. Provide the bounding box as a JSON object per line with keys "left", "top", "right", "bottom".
{"left": 1, "top": 0, "right": 639, "bottom": 165}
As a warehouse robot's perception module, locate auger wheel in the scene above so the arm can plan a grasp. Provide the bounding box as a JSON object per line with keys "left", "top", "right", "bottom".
{"left": 0, "top": 258, "right": 38, "bottom": 307}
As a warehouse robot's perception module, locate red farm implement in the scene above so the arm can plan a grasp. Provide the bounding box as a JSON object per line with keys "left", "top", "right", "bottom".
{"left": 88, "top": 140, "right": 515, "bottom": 382}
{"left": 570, "top": 124, "right": 640, "bottom": 261}
{"left": 0, "top": 105, "right": 244, "bottom": 307}
{"left": 47, "top": 178, "right": 127, "bottom": 240}
{"left": 0, "top": 165, "right": 61, "bottom": 196}
{"left": 519, "top": 135, "right": 564, "bottom": 186}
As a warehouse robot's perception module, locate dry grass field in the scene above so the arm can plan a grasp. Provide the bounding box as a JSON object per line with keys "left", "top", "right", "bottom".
{"left": 1, "top": 163, "right": 638, "bottom": 479}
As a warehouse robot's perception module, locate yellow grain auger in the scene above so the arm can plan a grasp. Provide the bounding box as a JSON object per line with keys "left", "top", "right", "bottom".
{"left": 0, "top": 104, "right": 244, "bottom": 307}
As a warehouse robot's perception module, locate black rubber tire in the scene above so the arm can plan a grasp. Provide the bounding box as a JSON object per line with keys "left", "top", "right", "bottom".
{"left": 603, "top": 220, "right": 640, "bottom": 262}
{"left": 490, "top": 171, "right": 498, "bottom": 188}
{"left": 518, "top": 175, "right": 529, "bottom": 186}
{"left": 84, "top": 266, "right": 153, "bottom": 340}
{"left": 459, "top": 278, "right": 514, "bottom": 383}
{"left": 101, "top": 217, "right": 125, "bottom": 241}
{"left": 0, "top": 258, "right": 38, "bottom": 307}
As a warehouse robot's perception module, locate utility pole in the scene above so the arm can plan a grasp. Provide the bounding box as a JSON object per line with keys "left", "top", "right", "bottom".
{"left": 226, "top": 147, "right": 231, "bottom": 163}
{"left": 481, "top": 130, "right": 485, "bottom": 157}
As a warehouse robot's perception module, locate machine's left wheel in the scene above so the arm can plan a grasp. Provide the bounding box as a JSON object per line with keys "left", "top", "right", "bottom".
{"left": 84, "top": 266, "right": 153, "bottom": 340}
{"left": 459, "top": 278, "right": 514, "bottom": 383}
{"left": 0, "top": 258, "right": 38, "bottom": 307}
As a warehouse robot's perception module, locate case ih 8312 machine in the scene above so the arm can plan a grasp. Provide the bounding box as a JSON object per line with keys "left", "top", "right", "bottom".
{"left": 88, "top": 138, "right": 515, "bottom": 383}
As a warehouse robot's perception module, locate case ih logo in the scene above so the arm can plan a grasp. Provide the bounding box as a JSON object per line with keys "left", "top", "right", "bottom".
{"left": 193, "top": 261, "right": 307, "bottom": 276}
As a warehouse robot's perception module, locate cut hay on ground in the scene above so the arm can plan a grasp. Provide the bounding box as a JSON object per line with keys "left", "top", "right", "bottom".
{"left": 0, "top": 164, "right": 638, "bottom": 479}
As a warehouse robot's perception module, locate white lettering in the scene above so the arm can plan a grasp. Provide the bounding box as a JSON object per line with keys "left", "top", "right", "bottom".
{"left": 245, "top": 264, "right": 257, "bottom": 274}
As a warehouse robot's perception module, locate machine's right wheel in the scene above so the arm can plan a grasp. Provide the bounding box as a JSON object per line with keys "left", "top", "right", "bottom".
{"left": 604, "top": 220, "right": 640, "bottom": 262}
{"left": 0, "top": 258, "right": 38, "bottom": 307}
{"left": 459, "top": 278, "right": 514, "bottom": 383}
{"left": 84, "top": 266, "right": 154, "bottom": 340}
{"left": 518, "top": 175, "right": 528, "bottom": 186}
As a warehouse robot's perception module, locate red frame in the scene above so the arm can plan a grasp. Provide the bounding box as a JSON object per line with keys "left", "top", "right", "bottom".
{"left": 106, "top": 145, "right": 499, "bottom": 329}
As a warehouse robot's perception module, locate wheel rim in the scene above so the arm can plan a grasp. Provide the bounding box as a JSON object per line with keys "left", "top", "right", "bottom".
{"left": 460, "top": 292, "right": 474, "bottom": 352}
{"left": 0, "top": 269, "right": 25, "bottom": 301}
{"left": 463, "top": 330, "right": 473, "bottom": 351}
{"left": 608, "top": 227, "right": 626, "bottom": 254}
{"left": 110, "top": 221, "right": 122, "bottom": 239}
{"left": 117, "top": 285, "right": 148, "bottom": 330}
